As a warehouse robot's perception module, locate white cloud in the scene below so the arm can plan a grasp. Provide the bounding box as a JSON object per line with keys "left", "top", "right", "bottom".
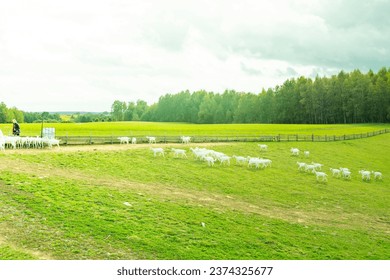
{"left": 0, "top": 0, "right": 389, "bottom": 111}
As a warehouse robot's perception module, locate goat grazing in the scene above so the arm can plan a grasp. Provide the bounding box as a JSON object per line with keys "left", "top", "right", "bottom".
{"left": 297, "top": 162, "right": 307, "bottom": 171}
{"left": 190, "top": 147, "right": 211, "bottom": 160}
{"left": 248, "top": 157, "right": 271, "bottom": 169}
{"left": 258, "top": 144, "right": 268, "bottom": 151}
{"left": 203, "top": 156, "right": 216, "bottom": 166}
{"left": 171, "top": 148, "right": 187, "bottom": 158}
{"left": 305, "top": 164, "right": 316, "bottom": 173}
{"left": 315, "top": 171, "right": 328, "bottom": 182}
{"left": 180, "top": 136, "right": 191, "bottom": 144}
{"left": 131, "top": 137, "right": 137, "bottom": 144}
{"left": 219, "top": 155, "right": 231, "bottom": 166}
{"left": 290, "top": 148, "right": 300, "bottom": 156}
{"left": 150, "top": 147, "right": 164, "bottom": 157}
{"left": 312, "top": 162, "right": 323, "bottom": 170}
{"left": 118, "top": 137, "right": 129, "bottom": 144}
{"left": 304, "top": 151, "right": 310, "bottom": 157}
{"left": 232, "top": 155, "right": 248, "bottom": 165}
{"left": 330, "top": 168, "right": 341, "bottom": 178}
{"left": 371, "top": 171, "right": 382, "bottom": 180}
{"left": 359, "top": 170, "right": 371, "bottom": 181}
{"left": 44, "top": 138, "right": 60, "bottom": 148}
{"left": 247, "top": 157, "right": 261, "bottom": 168}
{"left": 146, "top": 136, "right": 156, "bottom": 144}
{"left": 340, "top": 168, "right": 351, "bottom": 179}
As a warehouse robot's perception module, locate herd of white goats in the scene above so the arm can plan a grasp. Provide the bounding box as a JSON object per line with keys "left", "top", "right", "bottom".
{"left": 140, "top": 136, "right": 382, "bottom": 183}
{"left": 0, "top": 130, "right": 60, "bottom": 150}
{"left": 1, "top": 133, "right": 383, "bottom": 183}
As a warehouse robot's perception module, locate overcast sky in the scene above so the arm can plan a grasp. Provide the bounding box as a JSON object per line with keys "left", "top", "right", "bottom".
{"left": 1, "top": 0, "right": 389, "bottom": 112}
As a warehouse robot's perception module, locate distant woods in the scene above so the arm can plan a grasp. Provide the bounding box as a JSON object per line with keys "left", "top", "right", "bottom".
{"left": 0, "top": 106, "right": 111, "bottom": 124}
{"left": 114, "top": 68, "right": 390, "bottom": 124}
{"left": 1, "top": 68, "right": 390, "bottom": 124}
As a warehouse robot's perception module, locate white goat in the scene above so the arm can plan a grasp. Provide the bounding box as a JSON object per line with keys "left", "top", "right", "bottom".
{"left": 4, "top": 136, "right": 17, "bottom": 149}
{"left": 232, "top": 155, "right": 248, "bottom": 165}
{"left": 290, "top": 148, "right": 300, "bottom": 156}
{"left": 305, "top": 164, "right": 316, "bottom": 173}
{"left": 44, "top": 138, "right": 60, "bottom": 148}
{"left": 371, "top": 171, "right": 382, "bottom": 180}
{"left": 150, "top": 147, "right": 164, "bottom": 157}
{"left": 330, "top": 168, "right": 341, "bottom": 178}
{"left": 146, "top": 136, "right": 156, "bottom": 144}
{"left": 297, "top": 162, "right": 307, "bottom": 171}
{"left": 340, "top": 168, "right": 352, "bottom": 179}
{"left": 190, "top": 147, "right": 211, "bottom": 160}
{"left": 261, "top": 158, "right": 272, "bottom": 168}
{"left": 203, "top": 156, "right": 215, "bottom": 166}
{"left": 219, "top": 155, "right": 231, "bottom": 166}
{"left": 315, "top": 171, "right": 328, "bottom": 182}
{"left": 304, "top": 151, "right": 310, "bottom": 157}
{"left": 247, "top": 157, "right": 261, "bottom": 168}
{"left": 32, "top": 136, "right": 44, "bottom": 149}
{"left": 180, "top": 136, "right": 191, "bottom": 144}
{"left": 248, "top": 157, "right": 271, "bottom": 169}
{"left": 131, "top": 137, "right": 137, "bottom": 144}
{"left": 171, "top": 148, "right": 187, "bottom": 158}
{"left": 20, "top": 137, "right": 30, "bottom": 148}
{"left": 312, "top": 162, "right": 323, "bottom": 170}
{"left": 258, "top": 144, "right": 268, "bottom": 151}
{"left": 118, "top": 137, "right": 129, "bottom": 144}
{"left": 359, "top": 170, "right": 371, "bottom": 181}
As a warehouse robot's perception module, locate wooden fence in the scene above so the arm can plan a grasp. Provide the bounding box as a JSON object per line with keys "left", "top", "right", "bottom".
{"left": 56, "top": 129, "right": 389, "bottom": 145}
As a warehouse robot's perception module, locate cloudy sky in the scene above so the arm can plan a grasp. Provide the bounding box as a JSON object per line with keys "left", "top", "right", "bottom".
{"left": 1, "top": 0, "right": 389, "bottom": 112}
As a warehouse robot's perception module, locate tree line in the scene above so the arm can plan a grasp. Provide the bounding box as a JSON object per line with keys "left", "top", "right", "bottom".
{"left": 0, "top": 105, "right": 113, "bottom": 124}
{"left": 0, "top": 102, "right": 24, "bottom": 123}
{"left": 113, "top": 67, "right": 390, "bottom": 124}
{"left": 1, "top": 67, "right": 390, "bottom": 124}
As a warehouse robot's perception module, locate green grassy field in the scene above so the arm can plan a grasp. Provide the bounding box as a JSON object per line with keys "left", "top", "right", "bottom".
{"left": 0, "top": 122, "right": 389, "bottom": 137}
{"left": 0, "top": 126, "right": 389, "bottom": 260}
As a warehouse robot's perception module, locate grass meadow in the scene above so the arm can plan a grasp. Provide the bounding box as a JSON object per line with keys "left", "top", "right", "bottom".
{"left": 0, "top": 122, "right": 389, "bottom": 137}
{"left": 0, "top": 123, "right": 389, "bottom": 260}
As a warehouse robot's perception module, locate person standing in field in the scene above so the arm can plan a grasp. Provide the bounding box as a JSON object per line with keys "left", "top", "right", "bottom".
{"left": 12, "top": 119, "right": 20, "bottom": 136}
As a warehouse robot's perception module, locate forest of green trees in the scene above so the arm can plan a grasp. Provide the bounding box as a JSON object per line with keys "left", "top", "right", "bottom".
{"left": 113, "top": 68, "right": 390, "bottom": 124}
{"left": 1, "top": 68, "right": 390, "bottom": 124}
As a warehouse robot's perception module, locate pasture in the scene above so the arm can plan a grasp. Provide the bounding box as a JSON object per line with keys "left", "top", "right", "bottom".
{"left": 0, "top": 125, "right": 389, "bottom": 260}
{"left": 0, "top": 122, "right": 389, "bottom": 137}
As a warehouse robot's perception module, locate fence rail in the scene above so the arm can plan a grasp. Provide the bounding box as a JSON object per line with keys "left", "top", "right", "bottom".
{"left": 56, "top": 129, "right": 389, "bottom": 145}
